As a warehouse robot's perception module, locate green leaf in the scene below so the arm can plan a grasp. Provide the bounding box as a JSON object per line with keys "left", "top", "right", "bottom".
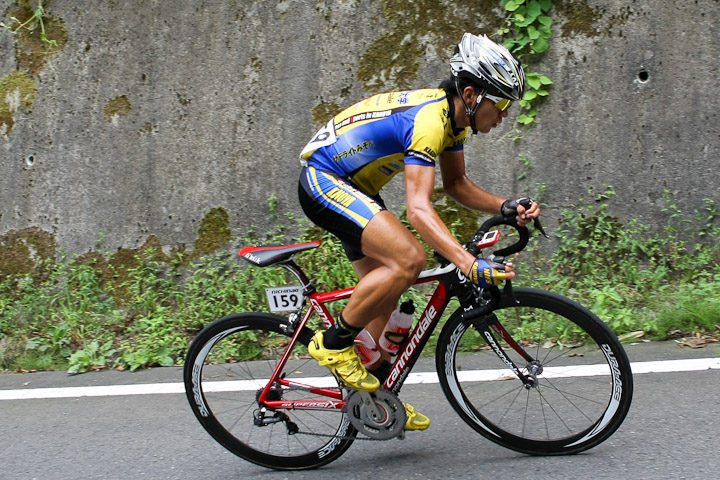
{"left": 515, "top": 15, "right": 535, "bottom": 28}
{"left": 536, "top": 89, "right": 549, "bottom": 96}
{"left": 526, "top": 1, "right": 542, "bottom": 17}
{"left": 539, "top": 75, "right": 553, "bottom": 85}
{"left": 526, "top": 76, "right": 542, "bottom": 89}
{"left": 159, "top": 355, "right": 175, "bottom": 367}
{"left": 505, "top": 0, "right": 522, "bottom": 12}
{"left": 517, "top": 114, "right": 535, "bottom": 124}
{"left": 538, "top": 0, "right": 553, "bottom": 12}
{"left": 538, "top": 24, "right": 552, "bottom": 36}
{"left": 538, "top": 14, "right": 553, "bottom": 27}
{"left": 532, "top": 37, "right": 549, "bottom": 53}
{"left": 515, "top": 36, "right": 532, "bottom": 49}
{"left": 523, "top": 90, "right": 538, "bottom": 101}
{"left": 527, "top": 25, "right": 540, "bottom": 40}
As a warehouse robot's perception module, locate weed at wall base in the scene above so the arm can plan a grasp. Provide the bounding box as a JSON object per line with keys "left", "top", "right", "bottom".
{"left": 1, "top": 189, "right": 720, "bottom": 373}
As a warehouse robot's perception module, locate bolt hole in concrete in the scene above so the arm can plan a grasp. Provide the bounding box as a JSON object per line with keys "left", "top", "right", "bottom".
{"left": 638, "top": 70, "right": 649, "bottom": 83}
{"left": 25, "top": 155, "right": 35, "bottom": 166}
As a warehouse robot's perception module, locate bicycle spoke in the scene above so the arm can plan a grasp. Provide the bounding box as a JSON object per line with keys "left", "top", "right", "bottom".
{"left": 498, "top": 384, "right": 525, "bottom": 430}
{"left": 540, "top": 376, "right": 609, "bottom": 410}
{"left": 536, "top": 386, "right": 575, "bottom": 437}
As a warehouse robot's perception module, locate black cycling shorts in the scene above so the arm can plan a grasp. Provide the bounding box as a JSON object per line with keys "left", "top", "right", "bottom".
{"left": 298, "top": 166, "right": 386, "bottom": 261}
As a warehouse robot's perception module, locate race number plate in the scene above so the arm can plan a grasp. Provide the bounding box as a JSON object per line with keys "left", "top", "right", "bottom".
{"left": 265, "top": 286, "right": 303, "bottom": 312}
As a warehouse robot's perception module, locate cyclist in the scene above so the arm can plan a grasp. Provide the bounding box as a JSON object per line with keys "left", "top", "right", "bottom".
{"left": 297, "top": 33, "right": 540, "bottom": 430}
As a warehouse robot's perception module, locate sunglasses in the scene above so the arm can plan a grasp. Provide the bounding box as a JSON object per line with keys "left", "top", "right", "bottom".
{"left": 484, "top": 93, "right": 513, "bottom": 112}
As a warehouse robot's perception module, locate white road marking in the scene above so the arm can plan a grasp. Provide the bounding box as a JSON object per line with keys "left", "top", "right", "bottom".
{"left": 0, "top": 357, "right": 718, "bottom": 401}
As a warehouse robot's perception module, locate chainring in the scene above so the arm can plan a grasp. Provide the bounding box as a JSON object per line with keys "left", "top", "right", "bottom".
{"left": 345, "top": 389, "right": 406, "bottom": 440}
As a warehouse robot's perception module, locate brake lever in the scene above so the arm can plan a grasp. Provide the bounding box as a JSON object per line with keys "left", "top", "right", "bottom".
{"left": 503, "top": 279, "right": 518, "bottom": 304}
{"left": 534, "top": 217, "right": 549, "bottom": 239}
{"left": 517, "top": 198, "right": 549, "bottom": 239}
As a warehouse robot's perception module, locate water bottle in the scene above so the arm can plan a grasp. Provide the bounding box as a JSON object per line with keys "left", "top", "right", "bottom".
{"left": 354, "top": 329, "right": 381, "bottom": 366}
{"left": 379, "top": 300, "right": 415, "bottom": 355}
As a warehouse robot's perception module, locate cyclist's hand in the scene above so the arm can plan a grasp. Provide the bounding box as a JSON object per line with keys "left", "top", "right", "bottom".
{"left": 501, "top": 197, "right": 540, "bottom": 227}
{"left": 467, "top": 259, "right": 514, "bottom": 287}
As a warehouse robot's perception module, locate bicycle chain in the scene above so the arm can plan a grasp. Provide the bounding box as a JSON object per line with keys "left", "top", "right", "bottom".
{"left": 292, "top": 429, "right": 393, "bottom": 441}
{"left": 293, "top": 426, "right": 406, "bottom": 441}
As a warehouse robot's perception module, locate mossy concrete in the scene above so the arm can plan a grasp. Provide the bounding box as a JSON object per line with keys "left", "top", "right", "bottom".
{"left": 0, "top": 70, "right": 36, "bottom": 135}
{"left": 12, "top": 0, "right": 68, "bottom": 75}
{"left": 311, "top": 101, "right": 340, "bottom": 127}
{"left": 357, "top": 0, "right": 505, "bottom": 91}
{"left": 0, "top": 205, "right": 227, "bottom": 298}
{"left": 554, "top": 0, "right": 604, "bottom": 38}
{"left": 103, "top": 95, "right": 132, "bottom": 123}
{"left": 192, "top": 207, "right": 232, "bottom": 259}
{"left": 0, "top": 226, "right": 56, "bottom": 277}
{"left": 0, "top": 0, "right": 718, "bottom": 261}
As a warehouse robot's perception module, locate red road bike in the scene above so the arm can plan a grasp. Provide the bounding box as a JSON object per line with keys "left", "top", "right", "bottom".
{"left": 183, "top": 215, "right": 633, "bottom": 470}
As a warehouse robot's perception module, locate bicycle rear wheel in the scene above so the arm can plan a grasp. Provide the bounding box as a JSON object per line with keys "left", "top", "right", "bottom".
{"left": 183, "top": 313, "right": 356, "bottom": 470}
{"left": 436, "top": 287, "right": 633, "bottom": 455}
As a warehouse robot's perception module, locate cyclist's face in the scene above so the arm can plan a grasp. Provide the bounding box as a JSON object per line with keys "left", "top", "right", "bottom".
{"left": 473, "top": 95, "right": 509, "bottom": 134}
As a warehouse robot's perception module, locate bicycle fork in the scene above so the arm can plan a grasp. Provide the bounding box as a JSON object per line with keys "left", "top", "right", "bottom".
{"left": 471, "top": 313, "right": 542, "bottom": 388}
{"left": 462, "top": 285, "right": 541, "bottom": 389}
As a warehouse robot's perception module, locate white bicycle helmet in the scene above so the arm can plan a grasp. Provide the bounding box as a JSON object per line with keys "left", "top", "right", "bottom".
{"left": 450, "top": 33, "right": 526, "bottom": 101}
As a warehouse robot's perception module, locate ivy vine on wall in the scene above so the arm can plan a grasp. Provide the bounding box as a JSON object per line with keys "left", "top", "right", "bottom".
{"left": 1, "top": 0, "right": 57, "bottom": 48}
{"left": 498, "top": 0, "right": 554, "bottom": 125}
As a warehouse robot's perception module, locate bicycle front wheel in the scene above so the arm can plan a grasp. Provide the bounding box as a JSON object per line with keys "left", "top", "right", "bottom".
{"left": 436, "top": 287, "right": 633, "bottom": 455}
{"left": 183, "top": 313, "right": 356, "bottom": 470}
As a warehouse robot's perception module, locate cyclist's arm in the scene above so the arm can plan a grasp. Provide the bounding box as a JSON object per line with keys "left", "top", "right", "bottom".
{"left": 404, "top": 163, "right": 486, "bottom": 275}
{"left": 439, "top": 150, "right": 540, "bottom": 225}
{"left": 438, "top": 150, "right": 505, "bottom": 214}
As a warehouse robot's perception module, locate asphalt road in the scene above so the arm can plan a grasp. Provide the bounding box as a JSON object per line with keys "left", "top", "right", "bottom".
{"left": 1, "top": 340, "right": 719, "bottom": 480}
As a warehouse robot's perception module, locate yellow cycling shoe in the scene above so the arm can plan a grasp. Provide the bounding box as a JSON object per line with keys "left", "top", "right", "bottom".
{"left": 404, "top": 403, "right": 430, "bottom": 431}
{"left": 308, "top": 331, "right": 380, "bottom": 392}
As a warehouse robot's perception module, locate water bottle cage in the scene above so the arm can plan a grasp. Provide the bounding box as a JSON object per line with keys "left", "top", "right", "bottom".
{"left": 383, "top": 331, "right": 409, "bottom": 347}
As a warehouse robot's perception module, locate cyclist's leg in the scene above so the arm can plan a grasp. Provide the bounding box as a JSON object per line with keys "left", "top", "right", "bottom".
{"left": 341, "top": 210, "right": 426, "bottom": 328}
{"left": 308, "top": 212, "right": 425, "bottom": 391}
{"left": 346, "top": 234, "right": 431, "bottom": 431}
{"left": 300, "top": 167, "right": 421, "bottom": 391}
{"left": 299, "top": 166, "right": 425, "bottom": 332}
{"left": 352, "top": 251, "right": 426, "bottom": 368}
{"left": 348, "top": 256, "right": 393, "bottom": 359}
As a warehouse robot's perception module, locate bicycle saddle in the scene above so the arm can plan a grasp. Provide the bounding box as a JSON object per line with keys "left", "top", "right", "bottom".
{"left": 239, "top": 242, "right": 321, "bottom": 267}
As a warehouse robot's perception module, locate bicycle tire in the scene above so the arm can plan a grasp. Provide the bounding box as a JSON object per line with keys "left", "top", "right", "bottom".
{"left": 183, "top": 313, "right": 356, "bottom": 470}
{"left": 436, "top": 287, "right": 633, "bottom": 455}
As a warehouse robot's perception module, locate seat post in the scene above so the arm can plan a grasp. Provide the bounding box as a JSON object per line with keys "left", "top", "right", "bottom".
{"left": 280, "top": 260, "right": 315, "bottom": 295}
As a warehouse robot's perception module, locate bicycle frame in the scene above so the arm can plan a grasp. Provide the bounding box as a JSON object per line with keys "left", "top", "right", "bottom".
{"left": 246, "top": 246, "right": 464, "bottom": 412}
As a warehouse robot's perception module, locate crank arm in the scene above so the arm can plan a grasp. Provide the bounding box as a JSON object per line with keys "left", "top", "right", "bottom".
{"left": 358, "top": 391, "right": 382, "bottom": 419}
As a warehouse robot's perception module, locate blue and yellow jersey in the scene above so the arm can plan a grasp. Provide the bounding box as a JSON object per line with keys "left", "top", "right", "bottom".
{"left": 300, "top": 88, "right": 468, "bottom": 196}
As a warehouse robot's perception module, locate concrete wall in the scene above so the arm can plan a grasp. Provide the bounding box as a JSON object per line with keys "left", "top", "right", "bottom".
{"left": 1, "top": 0, "right": 719, "bottom": 260}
